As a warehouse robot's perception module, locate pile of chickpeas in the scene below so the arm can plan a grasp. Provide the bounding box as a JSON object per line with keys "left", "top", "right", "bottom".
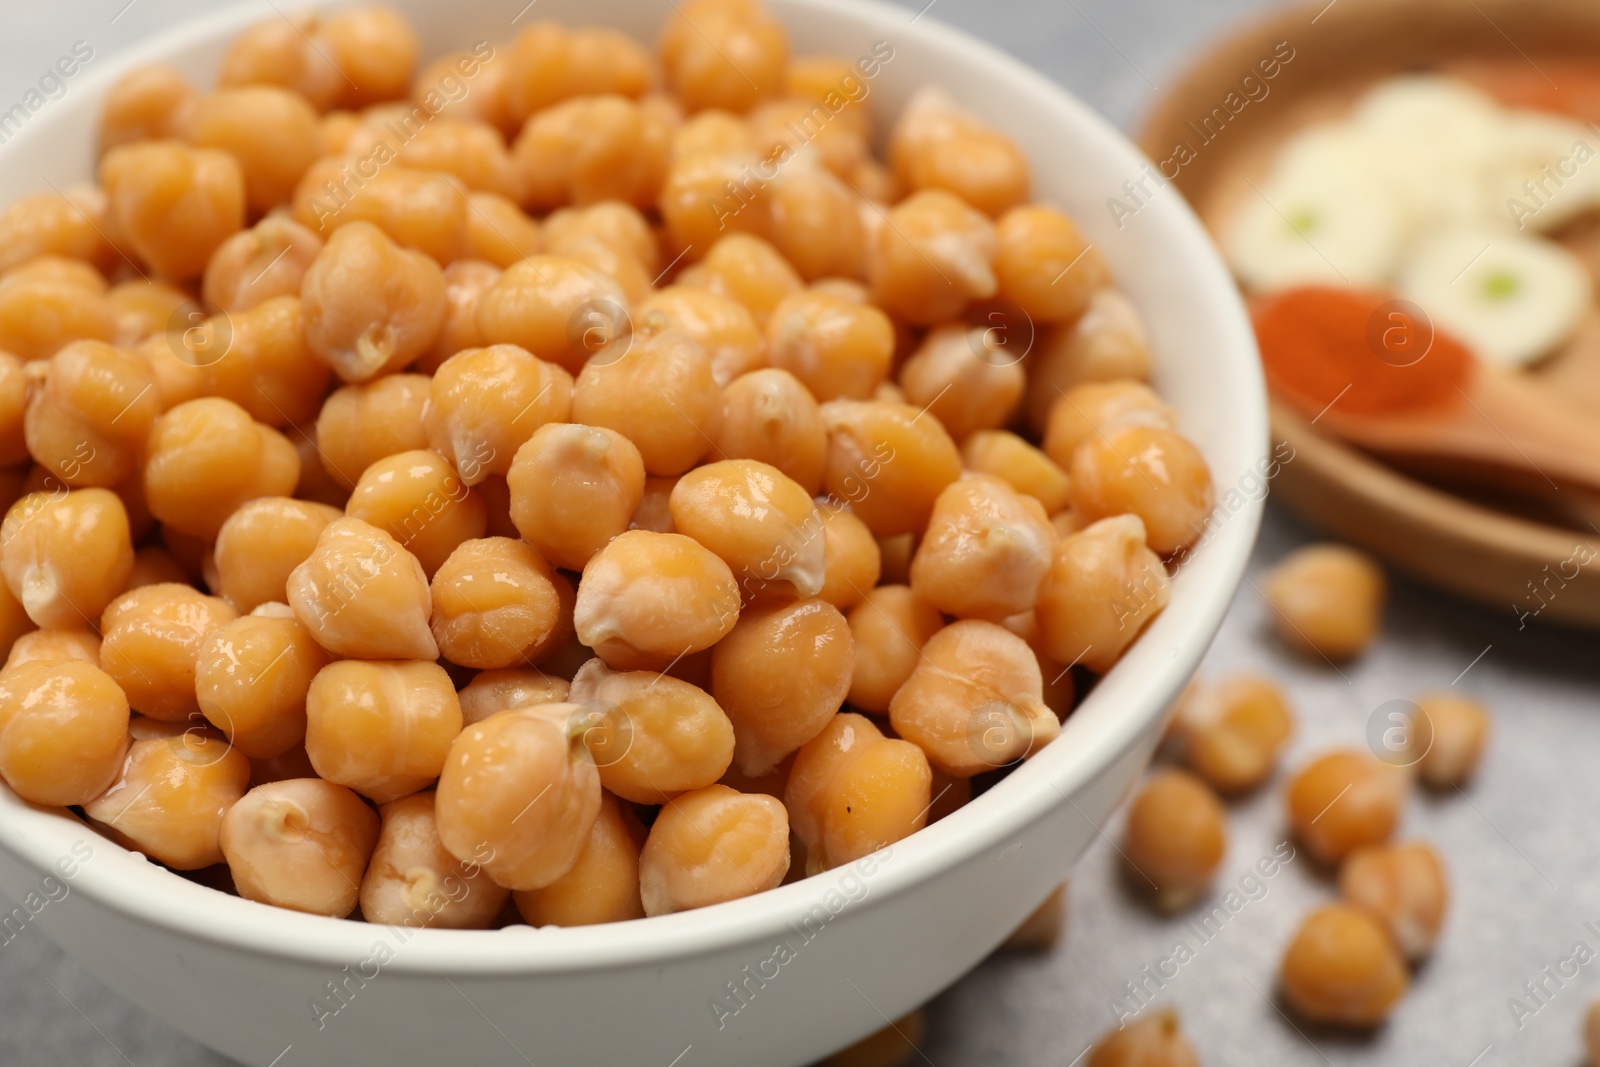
{"left": 0, "top": 0, "right": 1218, "bottom": 951}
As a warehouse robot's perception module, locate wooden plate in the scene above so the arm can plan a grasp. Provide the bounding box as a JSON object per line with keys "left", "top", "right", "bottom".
{"left": 1137, "top": 0, "right": 1600, "bottom": 626}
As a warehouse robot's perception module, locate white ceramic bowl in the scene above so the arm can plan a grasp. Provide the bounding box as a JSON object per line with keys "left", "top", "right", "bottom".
{"left": 0, "top": 2, "right": 1265, "bottom": 1064}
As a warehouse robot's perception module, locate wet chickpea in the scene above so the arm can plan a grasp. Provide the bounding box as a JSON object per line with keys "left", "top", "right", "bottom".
{"left": 360, "top": 791, "right": 510, "bottom": 929}
{"left": 0, "top": 187, "right": 116, "bottom": 276}
{"left": 1087, "top": 1007, "right": 1200, "bottom": 1067}
{"left": 315, "top": 373, "right": 432, "bottom": 489}
{"left": 431, "top": 537, "right": 569, "bottom": 669}
{"left": 764, "top": 290, "right": 893, "bottom": 402}
{"left": 868, "top": 190, "right": 997, "bottom": 325}
{"left": 553, "top": 231, "right": 653, "bottom": 305}
{"left": 0, "top": 258, "right": 115, "bottom": 363}
{"left": 123, "top": 545, "right": 189, "bottom": 593}
{"left": 100, "top": 141, "right": 244, "bottom": 279}
{"left": 84, "top": 734, "right": 251, "bottom": 870}
{"left": 1026, "top": 289, "right": 1153, "bottom": 431}
{"left": 573, "top": 325, "right": 720, "bottom": 476}
{"left": 345, "top": 449, "right": 487, "bottom": 578}
{"left": 203, "top": 295, "right": 330, "bottom": 427}
{"left": 4, "top": 629, "right": 100, "bottom": 670}
{"left": 0, "top": 583, "right": 29, "bottom": 667}
{"left": 889, "top": 87, "right": 1028, "bottom": 217}
{"left": 108, "top": 280, "right": 190, "bottom": 347}
{"left": 1171, "top": 674, "right": 1294, "bottom": 794}
{"left": 462, "top": 191, "right": 542, "bottom": 268}
{"left": 785, "top": 55, "right": 873, "bottom": 135}
{"left": 508, "top": 423, "right": 645, "bottom": 571}
{"left": 910, "top": 476, "right": 1054, "bottom": 620}
{"left": 249, "top": 746, "right": 317, "bottom": 787}
{"left": 1340, "top": 841, "right": 1448, "bottom": 961}
{"left": 1263, "top": 544, "right": 1387, "bottom": 662}
{"left": 575, "top": 530, "right": 741, "bottom": 670}
{"left": 221, "top": 778, "right": 380, "bottom": 918}
{"left": 671, "top": 459, "right": 824, "bottom": 599}
{"left": 218, "top": 16, "right": 342, "bottom": 108}
{"left": 514, "top": 95, "right": 672, "bottom": 212}
{"left": 545, "top": 202, "right": 660, "bottom": 274}
{"left": 318, "top": 6, "right": 419, "bottom": 108}
{"left": 1287, "top": 749, "right": 1408, "bottom": 865}
{"left": 502, "top": 23, "right": 576, "bottom": 122}
{"left": 435, "top": 702, "right": 601, "bottom": 889}
{"left": 392, "top": 117, "right": 522, "bottom": 200}
{"left": 786, "top": 712, "right": 931, "bottom": 874}
{"left": 682, "top": 234, "right": 802, "bottom": 327}
{"left": 287, "top": 516, "right": 438, "bottom": 661}
{"left": 414, "top": 47, "right": 514, "bottom": 133}
{"left": 636, "top": 287, "right": 764, "bottom": 388}
{"left": 213, "top": 497, "right": 342, "bottom": 612}
{"left": 1070, "top": 425, "right": 1214, "bottom": 557}
{"left": 99, "top": 64, "right": 199, "bottom": 151}
{"left": 189, "top": 87, "right": 320, "bottom": 213}
{"left": 899, "top": 325, "right": 1025, "bottom": 441}
{"left": 631, "top": 475, "right": 678, "bottom": 533}
{"left": 766, "top": 162, "right": 868, "bottom": 282}
{"left": 640, "top": 784, "right": 790, "bottom": 915}
{"left": 1034, "top": 514, "right": 1170, "bottom": 675}
{"left": 24, "top": 339, "right": 159, "bottom": 488}
{"left": 291, "top": 162, "right": 468, "bottom": 265}
{"left": 305, "top": 659, "right": 461, "bottom": 804}
{"left": 962, "top": 430, "right": 1072, "bottom": 515}
{"left": 202, "top": 217, "right": 323, "bottom": 313}
{"left": 475, "top": 256, "right": 629, "bottom": 375}
{"left": 194, "top": 612, "right": 329, "bottom": 760}
{"left": 712, "top": 597, "right": 853, "bottom": 775}
{"left": 424, "top": 344, "right": 574, "bottom": 485}
{"left": 819, "top": 399, "right": 962, "bottom": 537}
{"left": 301, "top": 221, "right": 447, "bottom": 382}
{"left": 1280, "top": 903, "right": 1409, "bottom": 1026}
{"left": 1042, "top": 380, "right": 1175, "bottom": 469}
{"left": 659, "top": 149, "right": 772, "bottom": 253}
{"left": 0, "top": 660, "right": 130, "bottom": 806}
{"left": 659, "top": 0, "right": 788, "bottom": 113}
{"left": 458, "top": 669, "right": 571, "bottom": 727}
{"left": 994, "top": 204, "right": 1108, "bottom": 323}
{"left": 1122, "top": 769, "right": 1227, "bottom": 912}
{"left": 1411, "top": 692, "right": 1490, "bottom": 788}
{"left": 889, "top": 620, "right": 1058, "bottom": 777}
{"left": 569, "top": 26, "right": 659, "bottom": 97}
{"left": 713, "top": 369, "right": 826, "bottom": 493}
{"left": 845, "top": 585, "right": 943, "bottom": 715}
{"left": 513, "top": 791, "right": 645, "bottom": 926}
{"left": 144, "top": 397, "right": 300, "bottom": 539}
{"left": 569, "top": 658, "right": 736, "bottom": 803}
{"left": 671, "top": 109, "right": 757, "bottom": 159}
{"left": 816, "top": 501, "right": 881, "bottom": 611}
{"left": 129, "top": 330, "right": 206, "bottom": 412}
{"left": 99, "top": 583, "right": 237, "bottom": 722}
{"left": 421, "top": 260, "right": 501, "bottom": 373}
{"left": 1, "top": 489, "right": 134, "bottom": 630}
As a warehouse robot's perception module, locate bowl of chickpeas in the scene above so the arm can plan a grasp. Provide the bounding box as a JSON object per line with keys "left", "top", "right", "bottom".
{"left": 0, "top": 0, "right": 1263, "bottom": 1063}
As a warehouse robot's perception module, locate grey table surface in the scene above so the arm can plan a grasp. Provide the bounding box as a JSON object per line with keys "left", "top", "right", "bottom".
{"left": 3, "top": 0, "right": 1597, "bottom": 1064}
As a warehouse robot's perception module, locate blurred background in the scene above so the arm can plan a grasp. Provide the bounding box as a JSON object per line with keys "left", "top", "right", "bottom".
{"left": 2, "top": 1, "right": 1597, "bottom": 1064}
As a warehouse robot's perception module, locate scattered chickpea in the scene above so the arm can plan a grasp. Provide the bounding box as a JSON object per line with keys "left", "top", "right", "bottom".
{"left": 845, "top": 584, "right": 944, "bottom": 715}
{"left": 508, "top": 423, "right": 646, "bottom": 571}
{"left": 909, "top": 476, "right": 1055, "bottom": 620}
{"left": 1410, "top": 691, "right": 1490, "bottom": 788}
{"left": 84, "top": 734, "right": 251, "bottom": 870}
{"left": 220, "top": 778, "right": 381, "bottom": 918}
{"left": 1280, "top": 903, "right": 1409, "bottom": 1026}
{"left": 1585, "top": 1002, "right": 1600, "bottom": 1067}
{"left": 0, "top": 660, "right": 130, "bottom": 806}
{"left": 1170, "top": 673, "right": 1294, "bottom": 794}
{"left": 1339, "top": 841, "right": 1448, "bottom": 962}
{"left": 513, "top": 791, "right": 646, "bottom": 926}
{"left": 1, "top": 488, "right": 134, "bottom": 630}
{"left": 639, "top": 784, "right": 790, "bottom": 916}
{"left": 1263, "top": 544, "right": 1387, "bottom": 661}
{"left": 1286, "top": 749, "right": 1408, "bottom": 865}
{"left": 1086, "top": 1007, "right": 1200, "bottom": 1067}
{"left": 1122, "top": 769, "right": 1227, "bottom": 912}
{"left": 430, "top": 537, "right": 570, "bottom": 669}
{"left": 314, "top": 373, "right": 432, "bottom": 490}
{"left": 575, "top": 530, "right": 741, "bottom": 670}
{"left": 360, "top": 791, "right": 510, "bottom": 929}
{"left": 194, "top": 611, "right": 329, "bottom": 760}
{"left": 1034, "top": 514, "right": 1170, "bottom": 675}
{"left": 1002, "top": 883, "right": 1068, "bottom": 952}
{"left": 286, "top": 516, "right": 437, "bottom": 661}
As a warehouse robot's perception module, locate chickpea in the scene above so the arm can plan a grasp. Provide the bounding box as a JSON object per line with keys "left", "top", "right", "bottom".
{"left": 105, "top": 280, "right": 185, "bottom": 349}
{"left": 1339, "top": 841, "right": 1448, "bottom": 961}
{"left": 413, "top": 47, "right": 514, "bottom": 133}
{"left": 424, "top": 344, "right": 574, "bottom": 485}
{"left": 1171, "top": 674, "right": 1295, "bottom": 794}
{"left": 899, "top": 325, "right": 1025, "bottom": 441}
{"left": 827, "top": 1012, "right": 926, "bottom": 1067}
{"left": 573, "top": 325, "right": 720, "bottom": 476}
{"left": 248, "top": 745, "right": 317, "bottom": 787}
{"left": 507, "top": 423, "right": 645, "bottom": 571}
{"left": 360, "top": 792, "right": 510, "bottom": 929}
{"left": 431, "top": 537, "right": 570, "bottom": 669}
{"left": 569, "top": 658, "right": 736, "bottom": 803}
{"left": 659, "top": 0, "right": 788, "bottom": 113}
{"left": 420, "top": 260, "right": 501, "bottom": 373}
{"left": 818, "top": 399, "right": 962, "bottom": 537}
{"left": 514, "top": 95, "right": 672, "bottom": 212}
{"left": 220, "top": 779, "right": 381, "bottom": 918}
{"left": 143, "top": 397, "right": 300, "bottom": 539}
{"left": 672, "top": 109, "right": 756, "bottom": 157}
{"left": 212, "top": 497, "right": 341, "bottom": 612}
{"left": 1026, "top": 288, "right": 1153, "bottom": 431}
{"left": 765, "top": 162, "right": 868, "bottom": 283}
{"left": 318, "top": 6, "right": 419, "bottom": 109}
{"left": 712, "top": 597, "right": 852, "bottom": 775}
{"left": 1070, "top": 425, "right": 1214, "bottom": 557}
{"left": 993, "top": 204, "right": 1108, "bottom": 324}
{"left": 100, "top": 141, "right": 245, "bottom": 279}
{"left": 502, "top": 23, "right": 575, "bottom": 122}
{"left": 1287, "top": 749, "right": 1408, "bottom": 865}
{"left": 0, "top": 258, "right": 115, "bottom": 362}
{"left": 1002, "top": 883, "right": 1067, "bottom": 952}
{"left": 670, "top": 459, "right": 823, "bottom": 599}
{"left": 435, "top": 702, "right": 602, "bottom": 889}
{"left": 785, "top": 56, "right": 873, "bottom": 136}
{"left": 474, "top": 256, "right": 629, "bottom": 375}
{"left": 292, "top": 162, "right": 468, "bottom": 265}
{"left": 84, "top": 734, "right": 251, "bottom": 870}
{"left": 99, "top": 64, "right": 199, "bottom": 151}
{"left": 99, "top": 583, "right": 237, "bottom": 722}
{"left": 513, "top": 791, "right": 646, "bottom": 926}
{"left": 1121, "top": 769, "right": 1227, "bottom": 912}
{"left": 218, "top": 16, "right": 342, "bottom": 109}
{"left": 845, "top": 585, "right": 943, "bottom": 715}
{"left": 202, "top": 217, "right": 323, "bottom": 313}
{"left": 0, "top": 583, "right": 30, "bottom": 667}
{"left": 1410, "top": 692, "right": 1490, "bottom": 788}
{"left": 1262, "top": 544, "right": 1387, "bottom": 662}
{"left": 389, "top": 117, "right": 522, "bottom": 201}
{"left": 1, "top": 489, "right": 134, "bottom": 630}
{"left": 888, "top": 87, "right": 1028, "bottom": 217}
{"left": 631, "top": 475, "right": 678, "bottom": 533}
{"left": 287, "top": 516, "right": 438, "bottom": 661}
{"left": 194, "top": 612, "right": 330, "bottom": 760}
{"left": 569, "top": 27, "right": 659, "bottom": 98}
{"left": 763, "top": 290, "right": 893, "bottom": 403}
{"left": 4, "top": 629, "right": 100, "bottom": 670}
{"left": 786, "top": 712, "right": 931, "bottom": 874}
{"left": 712, "top": 369, "right": 826, "bottom": 494}
{"left": 189, "top": 87, "right": 320, "bottom": 214}
{"left": 119, "top": 546, "right": 184, "bottom": 594}
{"left": 0, "top": 660, "right": 130, "bottom": 806}
{"left": 305, "top": 659, "right": 461, "bottom": 804}
{"left": 345, "top": 449, "right": 487, "bottom": 578}
{"left": 0, "top": 187, "right": 116, "bottom": 275}
{"left": 910, "top": 476, "right": 1055, "bottom": 620}
{"left": 681, "top": 234, "right": 801, "bottom": 327}
{"left": 458, "top": 669, "right": 571, "bottom": 727}
{"left": 658, "top": 149, "right": 772, "bottom": 254}
{"left": 1086, "top": 1008, "right": 1200, "bottom": 1067}
{"left": 301, "top": 221, "right": 447, "bottom": 382}
{"left": 639, "top": 784, "right": 790, "bottom": 916}
{"left": 816, "top": 501, "right": 881, "bottom": 611}
{"left": 636, "top": 287, "right": 764, "bottom": 388}
{"left": 574, "top": 530, "right": 741, "bottom": 670}
{"left": 867, "top": 190, "right": 997, "bottom": 326}
{"left": 750, "top": 98, "right": 868, "bottom": 180}
{"left": 1034, "top": 514, "right": 1170, "bottom": 675}
{"left": 204, "top": 295, "right": 331, "bottom": 427}
{"left": 960, "top": 431, "right": 1071, "bottom": 515}
{"left": 1041, "top": 380, "right": 1175, "bottom": 469}
{"left": 315, "top": 373, "right": 431, "bottom": 489}
{"left": 545, "top": 202, "right": 660, "bottom": 273}
{"left": 23, "top": 339, "right": 158, "bottom": 488}
{"left": 1280, "top": 903, "right": 1409, "bottom": 1026}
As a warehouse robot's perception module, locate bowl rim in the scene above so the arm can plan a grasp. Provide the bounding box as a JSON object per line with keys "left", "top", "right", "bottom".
{"left": 0, "top": 0, "right": 1267, "bottom": 975}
